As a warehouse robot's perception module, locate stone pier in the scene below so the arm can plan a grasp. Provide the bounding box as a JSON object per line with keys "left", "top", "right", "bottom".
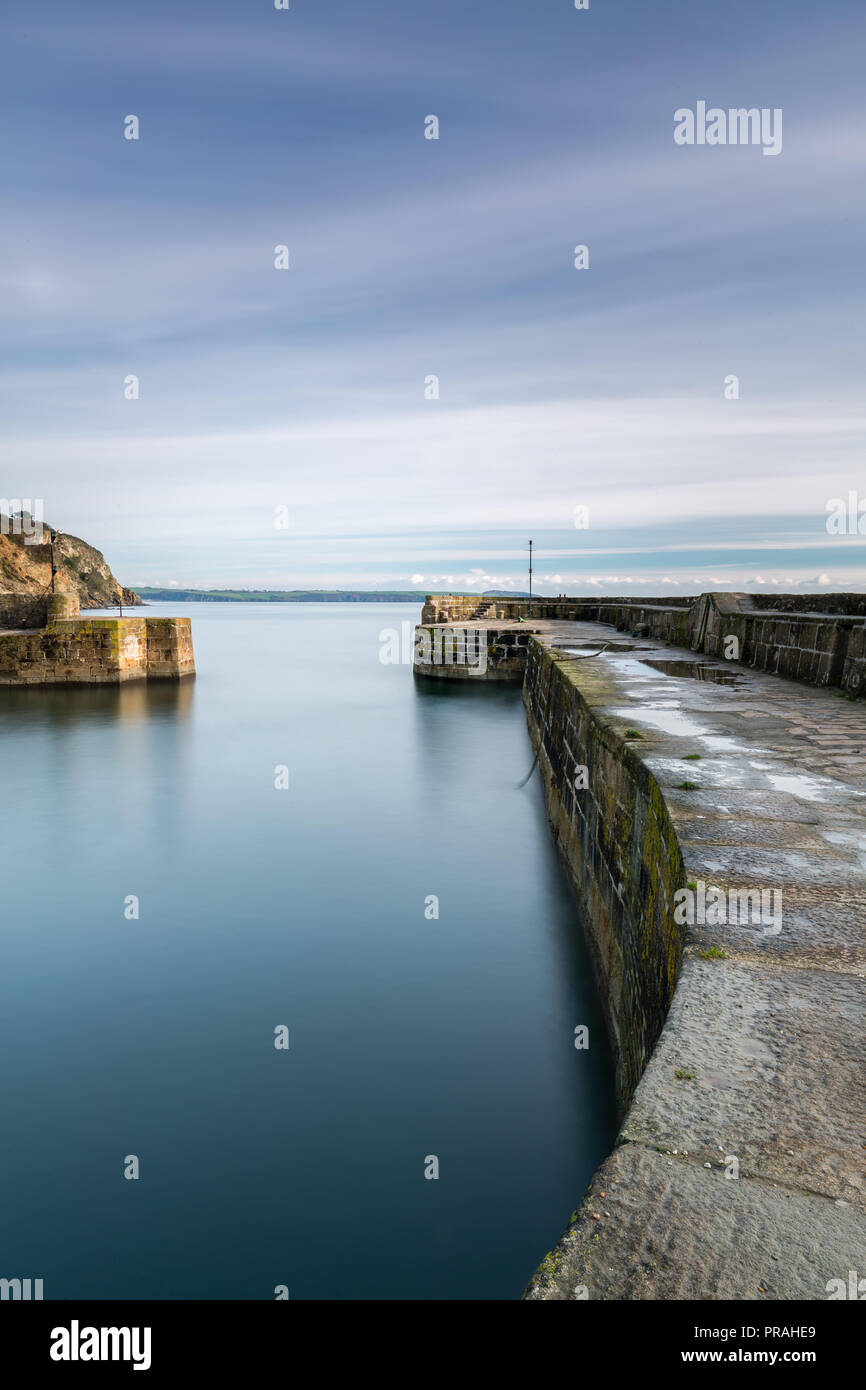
{"left": 414, "top": 595, "right": 866, "bottom": 1299}
{"left": 418, "top": 592, "right": 866, "bottom": 697}
{"left": 0, "top": 591, "right": 195, "bottom": 685}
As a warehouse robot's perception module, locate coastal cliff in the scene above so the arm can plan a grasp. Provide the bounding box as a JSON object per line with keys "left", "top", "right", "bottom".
{"left": 0, "top": 515, "right": 140, "bottom": 614}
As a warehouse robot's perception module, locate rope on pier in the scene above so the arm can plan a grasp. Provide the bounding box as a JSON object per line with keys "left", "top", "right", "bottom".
{"left": 516, "top": 643, "right": 611, "bottom": 789}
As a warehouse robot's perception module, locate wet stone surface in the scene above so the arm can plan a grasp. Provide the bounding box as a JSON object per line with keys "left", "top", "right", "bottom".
{"left": 523, "top": 620, "right": 866, "bottom": 1300}
{"left": 642, "top": 658, "right": 745, "bottom": 685}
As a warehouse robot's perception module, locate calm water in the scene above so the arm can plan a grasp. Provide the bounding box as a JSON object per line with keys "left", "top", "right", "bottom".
{"left": 0, "top": 603, "right": 616, "bottom": 1300}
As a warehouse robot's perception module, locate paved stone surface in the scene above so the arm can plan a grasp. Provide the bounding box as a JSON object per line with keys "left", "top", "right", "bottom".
{"left": 622, "top": 957, "right": 866, "bottom": 1206}
{"left": 538, "top": 624, "right": 866, "bottom": 974}
{"left": 525, "top": 1143, "right": 866, "bottom": 1301}
{"left": 518, "top": 621, "right": 866, "bottom": 1299}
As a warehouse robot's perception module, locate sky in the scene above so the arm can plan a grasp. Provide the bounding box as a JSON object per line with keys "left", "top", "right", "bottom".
{"left": 2, "top": 0, "right": 865, "bottom": 596}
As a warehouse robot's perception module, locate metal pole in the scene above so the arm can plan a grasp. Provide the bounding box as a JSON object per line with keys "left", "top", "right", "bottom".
{"left": 528, "top": 539, "right": 533, "bottom": 616}
{"left": 50, "top": 529, "right": 58, "bottom": 593}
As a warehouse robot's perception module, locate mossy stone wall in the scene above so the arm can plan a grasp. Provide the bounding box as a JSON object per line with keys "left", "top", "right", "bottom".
{"left": 523, "top": 638, "right": 685, "bottom": 1111}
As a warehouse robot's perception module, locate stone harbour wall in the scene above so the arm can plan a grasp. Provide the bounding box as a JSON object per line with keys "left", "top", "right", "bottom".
{"left": 0, "top": 593, "right": 50, "bottom": 630}
{"left": 420, "top": 594, "right": 696, "bottom": 625}
{"left": 700, "top": 594, "right": 866, "bottom": 696}
{"left": 522, "top": 642, "right": 685, "bottom": 1111}
{"left": 144, "top": 617, "right": 196, "bottom": 681}
{"left": 520, "top": 634, "right": 866, "bottom": 1300}
{"left": 412, "top": 624, "right": 538, "bottom": 680}
{"left": 0, "top": 611, "right": 195, "bottom": 686}
{"left": 419, "top": 592, "right": 866, "bottom": 696}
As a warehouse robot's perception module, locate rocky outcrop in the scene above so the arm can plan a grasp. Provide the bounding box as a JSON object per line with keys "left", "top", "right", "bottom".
{"left": 0, "top": 514, "right": 139, "bottom": 619}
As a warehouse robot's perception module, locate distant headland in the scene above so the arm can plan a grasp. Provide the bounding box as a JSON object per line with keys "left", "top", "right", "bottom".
{"left": 136, "top": 588, "right": 532, "bottom": 603}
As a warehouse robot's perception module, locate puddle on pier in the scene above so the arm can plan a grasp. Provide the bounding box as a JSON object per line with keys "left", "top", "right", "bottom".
{"left": 609, "top": 705, "right": 711, "bottom": 738}
{"left": 642, "top": 659, "right": 743, "bottom": 686}
{"left": 765, "top": 773, "right": 828, "bottom": 803}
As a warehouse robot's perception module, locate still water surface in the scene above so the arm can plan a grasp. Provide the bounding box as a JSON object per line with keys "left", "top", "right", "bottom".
{"left": 0, "top": 603, "right": 616, "bottom": 1299}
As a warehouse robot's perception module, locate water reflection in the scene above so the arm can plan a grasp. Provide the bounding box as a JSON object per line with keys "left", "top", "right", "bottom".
{"left": 641, "top": 659, "right": 743, "bottom": 685}
{"left": 0, "top": 678, "right": 194, "bottom": 727}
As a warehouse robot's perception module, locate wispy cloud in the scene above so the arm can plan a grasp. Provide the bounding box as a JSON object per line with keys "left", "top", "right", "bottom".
{"left": 2, "top": 0, "right": 865, "bottom": 591}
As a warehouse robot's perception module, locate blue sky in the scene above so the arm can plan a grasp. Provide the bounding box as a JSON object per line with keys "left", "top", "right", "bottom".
{"left": 2, "top": 0, "right": 865, "bottom": 594}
